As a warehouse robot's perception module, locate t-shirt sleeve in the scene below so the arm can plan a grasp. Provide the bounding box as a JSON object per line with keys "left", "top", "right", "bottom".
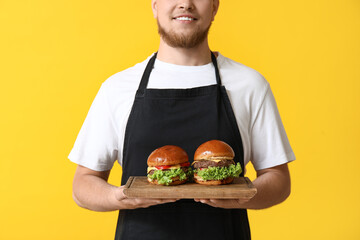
{"left": 68, "top": 83, "right": 118, "bottom": 171}
{"left": 250, "top": 83, "right": 295, "bottom": 170}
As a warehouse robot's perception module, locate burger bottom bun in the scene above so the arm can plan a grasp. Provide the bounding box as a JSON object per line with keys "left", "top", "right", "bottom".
{"left": 147, "top": 177, "right": 187, "bottom": 186}
{"left": 194, "top": 174, "right": 234, "bottom": 185}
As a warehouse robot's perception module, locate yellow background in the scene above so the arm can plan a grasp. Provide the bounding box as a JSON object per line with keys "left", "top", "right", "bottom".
{"left": 1, "top": 0, "right": 359, "bottom": 239}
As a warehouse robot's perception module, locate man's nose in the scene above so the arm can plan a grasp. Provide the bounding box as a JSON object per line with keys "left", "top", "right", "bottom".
{"left": 178, "top": 0, "right": 195, "bottom": 10}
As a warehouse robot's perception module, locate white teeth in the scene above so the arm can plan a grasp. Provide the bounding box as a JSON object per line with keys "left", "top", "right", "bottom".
{"left": 176, "top": 17, "right": 194, "bottom": 21}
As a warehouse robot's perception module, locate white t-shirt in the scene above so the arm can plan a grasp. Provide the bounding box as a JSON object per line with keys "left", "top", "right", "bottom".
{"left": 68, "top": 52, "right": 295, "bottom": 172}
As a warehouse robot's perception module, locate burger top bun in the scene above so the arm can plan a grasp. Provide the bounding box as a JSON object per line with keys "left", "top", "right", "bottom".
{"left": 147, "top": 145, "right": 189, "bottom": 167}
{"left": 194, "top": 140, "right": 234, "bottom": 161}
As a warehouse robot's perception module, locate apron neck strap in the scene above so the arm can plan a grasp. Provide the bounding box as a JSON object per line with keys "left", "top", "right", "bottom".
{"left": 138, "top": 51, "right": 221, "bottom": 95}
{"left": 211, "top": 51, "right": 222, "bottom": 86}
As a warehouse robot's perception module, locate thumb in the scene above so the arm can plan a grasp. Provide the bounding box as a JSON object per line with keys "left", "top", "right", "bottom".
{"left": 114, "top": 186, "right": 127, "bottom": 201}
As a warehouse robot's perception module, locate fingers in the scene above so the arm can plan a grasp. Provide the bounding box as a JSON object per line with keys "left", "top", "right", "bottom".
{"left": 194, "top": 199, "right": 210, "bottom": 202}
{"left": 194, "top": 199, "right": 214, "bottom": 206}
{"left": 160, "top": 198, "right": 180, "bottom": 203}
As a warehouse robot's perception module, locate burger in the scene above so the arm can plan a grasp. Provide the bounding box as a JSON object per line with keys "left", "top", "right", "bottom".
{"left": 147, "top": 145, "right": 192, "bottom": 186}
{"left": 193, "top": 140, "right": 242, "bottom": 185}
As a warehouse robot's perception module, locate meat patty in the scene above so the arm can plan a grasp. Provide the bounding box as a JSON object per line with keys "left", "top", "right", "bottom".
{"left": 193, "top": 159, "right": 235, "bottom": 169}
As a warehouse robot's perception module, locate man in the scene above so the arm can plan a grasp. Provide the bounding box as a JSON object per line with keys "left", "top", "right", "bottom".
{"left": 69, "top": 0, "right": 295, "bottom": 239}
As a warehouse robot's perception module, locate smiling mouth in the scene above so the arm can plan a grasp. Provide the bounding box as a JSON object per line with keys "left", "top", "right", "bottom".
{"left": 173, "top": 16, "right": 198, "bottom": 22}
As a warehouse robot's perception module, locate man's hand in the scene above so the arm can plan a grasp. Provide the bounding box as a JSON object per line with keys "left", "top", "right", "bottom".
{"left": 72, "top": 165, "right": 178, "bottom": 212}
{"left": 193, "top": 163, "right": 291, "bottom": 210}
{"left": 113, "top": 185, "right": 178, "bottom": 210}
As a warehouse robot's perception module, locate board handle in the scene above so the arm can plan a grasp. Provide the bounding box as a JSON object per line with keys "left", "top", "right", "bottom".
{"left": 122, "top": 177, "right": 135, "bottom": 198}
{"left": 244, "top": 177, "right": 257, "bottom": 194}
{"left": 124, "top": 176, "right": 135, "bottom": 189}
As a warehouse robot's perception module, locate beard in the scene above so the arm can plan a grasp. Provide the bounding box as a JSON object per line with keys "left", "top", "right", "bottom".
{"left": 157, "top": 19, "right": 211, "bottom": 49}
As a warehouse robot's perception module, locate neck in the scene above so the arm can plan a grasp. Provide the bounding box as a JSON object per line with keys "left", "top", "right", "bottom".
{"left": 157, "top": 37, "right": 212, "bottom": 66}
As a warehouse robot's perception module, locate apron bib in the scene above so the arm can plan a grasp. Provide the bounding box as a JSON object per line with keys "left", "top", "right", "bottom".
{"left": 115, "top": 52, "right": 251, "bottom": 240}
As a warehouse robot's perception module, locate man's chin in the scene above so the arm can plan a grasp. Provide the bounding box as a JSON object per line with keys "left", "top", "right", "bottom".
{"left": 157, "top": 21, "right": 211, "bottom": 49}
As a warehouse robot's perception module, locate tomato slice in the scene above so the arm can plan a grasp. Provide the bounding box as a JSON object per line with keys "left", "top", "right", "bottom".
{"left": 155, "top": 165, "right": 171, "bottom": 170}
{"left": 180, "top": 162, "right": 190, "bottom": 167}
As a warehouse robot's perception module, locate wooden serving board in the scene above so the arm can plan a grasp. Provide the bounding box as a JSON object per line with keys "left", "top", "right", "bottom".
{"left": 123, "top": 176, "right": 257, "bottom": 199}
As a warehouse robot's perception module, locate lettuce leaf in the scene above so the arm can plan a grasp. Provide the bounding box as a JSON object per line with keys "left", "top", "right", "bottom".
{"left": 194, "top": 162, "right": 242, "bottom": 181}
{"left": 148, "top": 168, "right": 193, "bottom": 185}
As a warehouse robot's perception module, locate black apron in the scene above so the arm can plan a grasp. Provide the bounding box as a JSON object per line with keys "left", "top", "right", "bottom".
{"left": 115, "top": 52, "right": 251, "bottom": 240}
